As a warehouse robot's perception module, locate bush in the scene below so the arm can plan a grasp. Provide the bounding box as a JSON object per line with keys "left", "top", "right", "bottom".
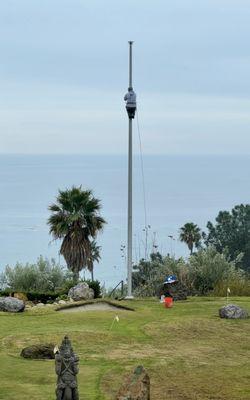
{"left": 189, "top": 247, "right": 238, "bottom": 295}
{"left": 56, "top": 293, "right": 69, "bottom": 301}
{"left": 213, "top": 269, "right": 250, "bottom": 296}
{"left": 131, "top": 248, "right": 250, "bottom": 297}
{"left": 25, "top": 291, "right": 62, "bottom": 303}
{"left": 0, "top": 284, "right": 101, "bottom": 303}
{"left": 0, "top": 289, "right": 13, "bottom": 297}
{"left": 0, "top": 256, "right": 72, "bottom": 292}
{"left": 0, "top": 290, "right": 64, "bottom": 303}
{"left": 132, "top": 253, "right": 189, "bottom": 297}
{"left": 83, "top": 280, "right": 101, "bottom": 298}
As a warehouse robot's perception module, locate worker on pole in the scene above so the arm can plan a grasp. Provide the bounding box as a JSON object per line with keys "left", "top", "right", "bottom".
{"left": 124, "top": 88, "right": 137, "bottom": 119}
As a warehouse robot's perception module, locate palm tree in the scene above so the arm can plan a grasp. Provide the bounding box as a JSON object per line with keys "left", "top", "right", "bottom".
{"left": 48, "top": 186, "right": 106, "bottom": 282}
{"left": 86, "top": 240, "right": 101, "bottom": 281}
{"left": 179, "top": 222, "right": 201, "bottom": 255}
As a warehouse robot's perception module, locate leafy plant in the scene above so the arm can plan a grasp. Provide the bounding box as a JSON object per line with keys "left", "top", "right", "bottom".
{"left": 132, "top": 248, "right": 250, "bottom": 297}
{"left": 132, "top": 253, "right": 189, "bottom": 297}
{"left": 189, "top": 247, "right": 238, "bottom": 294}
{"left": 179, "top": 222, "right": 202, "bottom": 254}
{"left": 48, "top": 186, "right": 105, "bottom": 281}
{"left": 83, "top": 279, "right": 101, "bottom": 298}
{"left": 0, "top": 256, "right": 71, "bottom": 292}
{"left": 204, "top": 204, "right": 250, "bottom": 272}
{"left": 213, "top": 268, "right": 250, "bottom": 296}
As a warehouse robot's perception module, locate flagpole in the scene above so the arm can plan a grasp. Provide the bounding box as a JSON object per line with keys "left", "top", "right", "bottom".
{"left": 124, "top": 41, "right": 136, "bottom": 299}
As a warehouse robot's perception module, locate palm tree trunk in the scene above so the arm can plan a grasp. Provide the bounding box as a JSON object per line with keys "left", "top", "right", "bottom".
{"left": 189, "top": 242, "right": 194, "bottom": 255}
{"left": 73, "top": 271, "right": 79, "bottom": 283}
{"left": 91, "top": 269, "right": 94, "bottom": 282}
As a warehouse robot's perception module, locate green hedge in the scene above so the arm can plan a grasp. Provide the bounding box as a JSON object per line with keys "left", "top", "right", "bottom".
{"left": 0, "top": 280, "right": 101, "bottom": 303}
{"left": 0, "top": 290, "right": 63, "bottom": 303}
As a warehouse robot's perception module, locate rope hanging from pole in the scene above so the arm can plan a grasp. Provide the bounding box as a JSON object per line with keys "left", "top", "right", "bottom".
{"left": 136, "top": 108, "right": 150, "bottom": 260}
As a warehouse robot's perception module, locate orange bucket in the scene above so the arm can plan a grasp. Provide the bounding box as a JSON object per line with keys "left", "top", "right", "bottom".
{"left": 164, "top": 297, "right": 173, "bottom": 308}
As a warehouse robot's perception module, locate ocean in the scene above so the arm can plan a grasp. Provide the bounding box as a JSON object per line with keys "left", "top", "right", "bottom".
{"left": 0, "top": 154, "right": 250, "bottom": 288}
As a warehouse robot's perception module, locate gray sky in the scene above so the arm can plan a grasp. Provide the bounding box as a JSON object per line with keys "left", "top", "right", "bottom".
{"left": 1, "top": 0, "right": 250, "bottom": 154}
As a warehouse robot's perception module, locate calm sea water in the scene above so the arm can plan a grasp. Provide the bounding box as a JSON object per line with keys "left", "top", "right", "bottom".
{"left": 0, "top": 154, "right": 250, "bottom": 287}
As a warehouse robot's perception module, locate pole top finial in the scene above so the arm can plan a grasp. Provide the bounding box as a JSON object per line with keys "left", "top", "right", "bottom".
{"left": 128, "top": 41, "right": 134, "bottom": 45}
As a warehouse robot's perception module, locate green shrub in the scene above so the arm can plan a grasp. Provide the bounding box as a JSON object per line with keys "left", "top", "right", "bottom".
{"left": 59, "top": 277, "right": 76, "bottom": 293}
{"left": 0, "top": 256, "right": 72, "bottom": 292}
{"left": 26, "top": 291, "right": 61, "bottom": 303}
{"left": 84, "top": 280, "right": 101, "bottom": 298}
{"left": 0, "top": 290, "right": 65, "bottom": 303}
{"left": 0, "top": 289, "right": 13, "bottom": 297}
{"left": 56, "top": 293, "right": 69, "bottom": 301}
{"left": 131, "top": 248, "right": 249, "bottom": 297}
{"left": 189, "top": 247, "right": 238, "bottom": 294}
{"left": 132, "top": 253, "right": 189, "bottom": 297}
{"left": 213, "top": 269, "right": 250, "bottom": 296}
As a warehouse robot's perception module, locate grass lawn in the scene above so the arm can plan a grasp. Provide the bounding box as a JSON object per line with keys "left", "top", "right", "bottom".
{"left": 0, "top": 297, "right": 249, "bottom": 399}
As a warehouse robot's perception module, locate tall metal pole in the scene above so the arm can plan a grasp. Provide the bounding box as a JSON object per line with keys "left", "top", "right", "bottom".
{"left": 127, "top": 116, "right": 133, "bottom": 298}
{"left": 127, "top": 41, "right": 133, "bottom": 298}
{"left": 129, "top": 41, "right": 133, "bottom": 89}
{"left": 125, "top": 41, "right": 136, "bottom": 299}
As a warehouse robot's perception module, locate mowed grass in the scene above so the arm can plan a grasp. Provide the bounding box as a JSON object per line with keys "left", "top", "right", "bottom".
{"left": 0, "top": 297, "right": 249, "bottom": 399}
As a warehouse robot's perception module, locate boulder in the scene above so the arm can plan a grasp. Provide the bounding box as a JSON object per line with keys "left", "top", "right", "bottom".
{"left": 68, "top": 282, "right": 94, "bottom": 301}
{"left": 25, "top": 301, "right": 35, "bottom": 307}
{"left": 0, "top": 296, "right": 25, "bottom": 313}
{"left": 219, "top": 304, "right": 248, "bottom": 319}
{"left": 21, "top": 344, "right": 55, "bottom": 359}
{"left": 58, "top": 300, "right": 67, "bottom": 305}
{"left": 36, "top": 302, "right": 45, "bottom": 307}
{"left": 116, "top": 365, "right": 150, "bottom": 400}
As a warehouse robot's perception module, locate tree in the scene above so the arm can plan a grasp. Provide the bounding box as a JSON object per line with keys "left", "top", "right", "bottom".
{"left": 48, "top": 186, "right": 106, "bottom": 282}
{"left": 204, "top": 204, "right": 250, "bottom": 271}
{"left": 179, "top": 222, "right": 201, "bottom": 255}
{"left": 132, "top": 253, "right": 164, "bottom": 296}
{"left": 86, "top": 240, "right": 101, "bottom": 281}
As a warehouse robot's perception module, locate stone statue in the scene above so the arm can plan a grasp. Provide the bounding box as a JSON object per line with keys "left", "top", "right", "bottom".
{"left": 55, "top": 336, "right": 79, "bottom": 400}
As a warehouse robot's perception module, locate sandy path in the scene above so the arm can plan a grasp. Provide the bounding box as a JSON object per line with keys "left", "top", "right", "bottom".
{"left": 59, "top": 303, "right": 127, "bottom": 312}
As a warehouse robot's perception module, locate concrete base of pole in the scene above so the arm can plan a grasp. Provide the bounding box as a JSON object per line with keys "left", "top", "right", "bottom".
{"left": 124, "top": 295, "right": 134, "bottom": 300}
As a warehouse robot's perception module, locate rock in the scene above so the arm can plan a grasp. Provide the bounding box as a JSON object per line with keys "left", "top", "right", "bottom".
{"left": 21, "top": 344, "right": 55, "bottom": 359}
{"left": 68, "top": 282, "right": 95, "bottom": 301}
{"left": 0, "top": 296, "right": 25, "bottom": 313}
{"left": 25, "top": 301, "right": 35, "bottom": 308}
{"left": 58, "top": 300, "right": 67, "bottom": 305}
{"left": 219, "top": 304, "right": 248, "bottom": 319}
{"left": 36, "top": 302, "right": 45, "bottom": 307}
{"left": 116, "top": 365, "right": 150, "bottom": 400}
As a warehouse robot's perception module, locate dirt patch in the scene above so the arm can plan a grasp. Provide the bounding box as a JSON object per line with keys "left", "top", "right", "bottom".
{"left": 57, "top": 301, "right": 134, "bottom": 313}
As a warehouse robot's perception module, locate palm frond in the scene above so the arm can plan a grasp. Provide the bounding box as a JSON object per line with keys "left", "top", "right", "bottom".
{"left": 48, "top": 186, "right": 106, "bottom": 277}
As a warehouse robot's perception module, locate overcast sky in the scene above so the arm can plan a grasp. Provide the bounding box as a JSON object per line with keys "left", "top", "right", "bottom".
{"left": 0, "top": 0, "right": 250, "bottom": 154}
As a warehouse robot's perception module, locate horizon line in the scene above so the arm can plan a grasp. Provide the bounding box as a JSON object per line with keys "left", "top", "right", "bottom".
{"left": 0, "top": 153, "right": 250, "bottom": 157}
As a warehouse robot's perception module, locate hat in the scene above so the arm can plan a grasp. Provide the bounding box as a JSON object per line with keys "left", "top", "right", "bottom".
{"left": 164, "top": 274, "right": 177, "bottom": 284}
